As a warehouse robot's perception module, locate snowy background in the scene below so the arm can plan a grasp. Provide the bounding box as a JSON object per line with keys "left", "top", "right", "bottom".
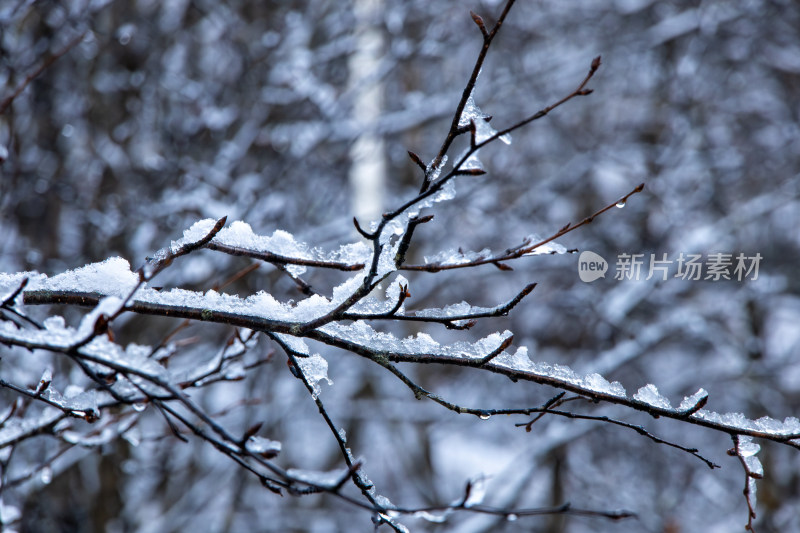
{"left": 1, "top": 0, "right": 800, "bottom": 531}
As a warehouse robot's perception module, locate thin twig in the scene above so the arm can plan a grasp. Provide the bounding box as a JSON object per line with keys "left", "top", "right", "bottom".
{"left": 402, "top": 184, "right": 645, "bottom": 272}
{"left": 419, "top": 0, "right": 518, "bottom": 193}
{"left": 729, "top": 435, "right": 759, "bottom": 531}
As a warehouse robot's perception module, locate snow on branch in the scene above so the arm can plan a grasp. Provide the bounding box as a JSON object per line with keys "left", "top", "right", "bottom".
{"left": 205, "top": 220, "right": 371, "bottom": 273}
{"left": 304, "top": 325, "right": 800, "bottom": 443}
{"left": 402, "top": 183, "right": 645, "bottom": 272}
{"left": 1, "top": 0, "right": 795, "bottom": 529}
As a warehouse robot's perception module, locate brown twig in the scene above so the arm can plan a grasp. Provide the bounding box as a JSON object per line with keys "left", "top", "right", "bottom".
{"left": 729, "top": 435, "right": 760, "bottom": 531}
{"left": 342, "top": 283, "right": 535, "bottom": 325}
{"left": 206, "top": 241, "right": 364, "bottom": 271}
{"left": 419, "top": 0, "right": 518, "bottom": 194}
{"left": 401, "top": 183, "right": 645, "bottom": 272}
{"left": 478, "top": 55, "right": 603, "bottom": 149}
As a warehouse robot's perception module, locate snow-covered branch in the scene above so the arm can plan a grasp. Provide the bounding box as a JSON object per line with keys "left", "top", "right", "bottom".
{"left": 2, "top": 0, "right": 797, "bottom": 530}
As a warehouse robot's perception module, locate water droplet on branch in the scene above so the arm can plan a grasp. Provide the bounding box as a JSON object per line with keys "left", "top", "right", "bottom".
{"left": 40, "top": 467, "right": 52, "bottom": 485}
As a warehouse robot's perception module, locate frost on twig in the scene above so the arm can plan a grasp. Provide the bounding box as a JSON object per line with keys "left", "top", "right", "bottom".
{"left": 730, "top": 435, "right": 763, "bottom": 531}
{"left": 206, "top": 220, "right": 372, "bottom": 273}
{"left": 5, "top": 181, "right": 795, "bottom": 531}
{"left": 2, "top": 0, "right": 795, "bottom": 529}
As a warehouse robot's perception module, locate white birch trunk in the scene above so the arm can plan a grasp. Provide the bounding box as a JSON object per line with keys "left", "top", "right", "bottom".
{"left": 348, "top": 0, "right": 386, "bottom": 225}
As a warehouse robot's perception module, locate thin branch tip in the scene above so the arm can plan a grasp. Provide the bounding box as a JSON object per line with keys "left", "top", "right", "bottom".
{"left": 523, "top": 282, "right": 538, "bottom": 293}
{"left": 197, "top": 216, "right": 227, "bottom": 247}
{"left": 353, "top": 217, "right": 374, "bottom": 239}
{"left": 407, "top": 150, "right": 426, "bottom": 171}
{"left": 2, "top": 277, "right": 29, "bottom": 305}
{"left": 455, "top": 168, "right": 487, "bottom": 176}
{"left": 470, "top": 11, "right": 488, "bottom": 38}
{"left": 411, "top": 214, "right": 434, "bottom": 225}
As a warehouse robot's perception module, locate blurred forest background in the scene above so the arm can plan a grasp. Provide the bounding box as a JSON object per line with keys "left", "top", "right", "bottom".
{"left": 1, "top": 0, "right": 799, "bottom": 531}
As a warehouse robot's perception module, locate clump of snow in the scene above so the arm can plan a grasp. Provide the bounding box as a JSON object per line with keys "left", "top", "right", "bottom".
{"left": 318, "top": 322, "right": 513, "bottom": 361}
{"left": 634, "top": 384, "right": 672, "bottom": 409}
{"left": 75, "top": 270, "right": 366, "bottom": 325}
{"left": 457, "top": 92, "right": 511, "bottom": 145}
{"left": 462, "top": 476, "right": 488, "bottom": 508}
{"left": 522, "top": 234, "right": 567, "bottom": 256}
{"left": 736, "top": 435, "right": 763, "bottom": 510}
{"left": 0, "top": 273, "right": 44, "bottom": 305}
{"left": 754, "top": 416, "right": 800, "bottom": 435}
{"left": 378, "top": 220, "right": 405, "bottom": 246}
{"left": 43, "top": 316, "right": 65, "bottom": 331}
{"left": 473, "top": 118, "right": 503, "bottom": 144}
{"left": 489, "top": 350, "right": 628, "bottom": 397}
{"left": 737, "top": 436, "right": 763, "bottom": 475}
{"left": 245, "top": 436, "right": 282, "bottom": 457}
{"left": 372, "top": 494, "right": 408, "bottom": 531}
{"left": 273, "top": 333, "right": 310, "bottom": 355}
{"left": 76, "top": 297, "right": 125, "bottom": 337}
{"left": 426, "top": 155, "right": 448, "bottom": 183}
{"left": 171, "top": 218, "right": 219, "bottom": 252}
{"left": 414, "top": 300, "right": 492, "bottom": 327}
{"left": 178, "top": 218, "right": 372, "bottom": 268}
{"left": 37, "top": 257, "right": 139, "bottom": 298}
{"left": 679, "top": 388, "right": 709, "bottom": 411}
{"left": 424, "top": 248, "right": 490, "bottom": 266}
{"left": 582, "top": 372, "right": 627, "bottom": 397}
{"left": 40, "top": 387, "right": 100, "bottom": 420}
{"left": 431, "top": 179, "right": 456, "bottom": 202}
{"left": 350, "top": 275, "right": 410, "bottom": 315}
{"left": 294, "top": 353, "right": 332, "bottom": 398}
{"left": 414, "top": 510, "right": 448, "bottom": 523}
{"left": 748, "top": 477, "right": 758, "bottom": 509}
{"left": 693, "top": 410, "right": 800, "bottom": 436}
{"left": 458, "top": 94, "right": 489, "bottom": 128}
{"left": 216, "top": 221, "right": 313, "bottom": 259}
{"left": 1, "top": 297, "right": 125, "bottom": 351}
{"left": 287, "top": 467, "right": 348, "bottom": 487}
{"left": 694, "top": 410, "right": 757, "bottom": 431}
{"left": 328, "top": 242, "right": 372, "bottom": 265}
{"left": 455, "top": 147, "right": 483, "bottom": 171}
